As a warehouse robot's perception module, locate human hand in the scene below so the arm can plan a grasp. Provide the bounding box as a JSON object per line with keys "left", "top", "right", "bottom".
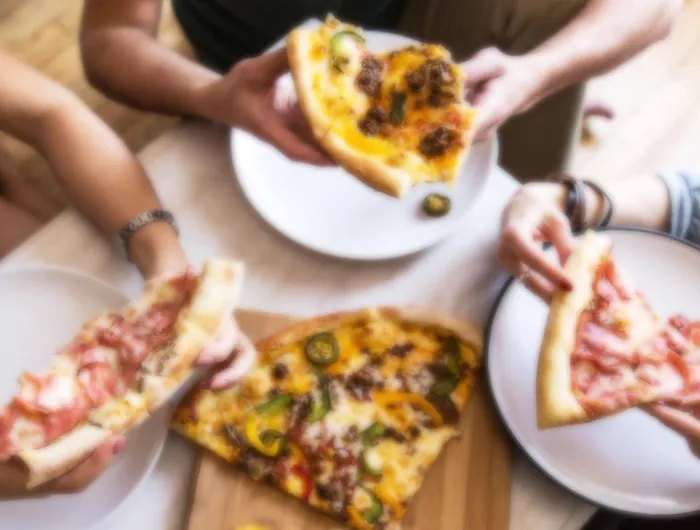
{"left": 194, "top": 317, "right": 257, "bottom": 390}
{"left": 0, "top": 436, "right": 125, "bottom": 497}
{"left": 203, "top": 47, "right": 332, "bottom": 166}
{"left": 645, "top": 404, "right": 700, "bottom": 459}
{"left": 498, "top": 185, "right": 575, "bottom": 302}
{"left": 461, "top": 48, "right": 543, "bottom": 142}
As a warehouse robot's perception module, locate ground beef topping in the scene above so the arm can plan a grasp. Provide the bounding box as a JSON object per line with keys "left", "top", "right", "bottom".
{"left": 357, "top": 106, "right": 387, "bottom": 136}
{"left": 419, "top": 126, "right": 458, "bottom": 158}
{"left": 356, "top": 56, "right": 383, "bottom": 97}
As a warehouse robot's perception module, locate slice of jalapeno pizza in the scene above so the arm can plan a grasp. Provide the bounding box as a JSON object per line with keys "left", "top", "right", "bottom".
{"left": 172, "top": 307, "right": 482, "bottom": 530}
{"left": 288, "top": 16, "right": 476, "bottom": 198}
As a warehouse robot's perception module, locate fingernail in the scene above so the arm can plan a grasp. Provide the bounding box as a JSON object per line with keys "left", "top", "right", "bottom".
{"left": 196, "top": 354, "right": 215, "bottom": 365}
{"left": 112, "top": 437, "right": 126, "bottom": 455}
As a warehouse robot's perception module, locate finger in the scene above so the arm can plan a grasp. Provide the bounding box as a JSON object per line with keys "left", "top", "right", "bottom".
{"left": 645, "top": 404, "right": 700, "bottom": 440}
{"left": 461, "top": 48, "right": 506, "bottom": 87}
{"left": 261, "top": 118, "right": 334, "bottom": 166}
{"left": 205, "top": 335, "right": 258, "bottom": 390}
{"left": 543, "top": 213, "right": 577, "bottom": 266}
{"left": 583, "top": 101, "right": 615, "bottom": 121}
{"left": 503, "top": 225, "right": 572, "bottom": 291}
{"left": 258, "top": 47, "right": 290, "bottom": 80}
{"left": 195, "top": 318, "right": 239, "bottom": 366}
{"left": 521, "top": 269, "right": 556, "bottom": 303}
{"left": 500, "top": 248, "right": 556, "bottom": 302}
{"left": 53, "top": 436, "right": 125, "bottom": 492}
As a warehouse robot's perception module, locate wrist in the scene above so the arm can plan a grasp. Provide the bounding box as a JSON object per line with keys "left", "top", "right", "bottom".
{"left": 128, "top": 223, "right": 188, "bottom": 280}
{"left": 192, "top": 73, "right": 227, "bottom": 123}
{"left": 516, "top": 51, "right": 560, "bottom": 110}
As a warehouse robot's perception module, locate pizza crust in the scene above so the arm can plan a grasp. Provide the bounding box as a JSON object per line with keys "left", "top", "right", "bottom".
{"left": 256, "top": 306, "right": 482, "bottom": 357}
{"left": 19, "top": 423, "right": 111, "bottom": 488}
{"left": 287, "top": 28, "right": 333, "bottom": 141}
{"left": 17, "top": 259, "right": 245, "bottom": 488}
{"left": 537, "top": 231, "right": 612, "bottom": 429}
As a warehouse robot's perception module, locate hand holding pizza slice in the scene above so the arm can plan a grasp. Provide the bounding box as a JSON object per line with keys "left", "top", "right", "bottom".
{"left": 537, "top": 231, "right": 700, "bottom": 446}
{"left": 0, "top": 259, "right": 250, "bottom": 493}
{"left": 288, "top": 16, "right": 476, "bottom": 198}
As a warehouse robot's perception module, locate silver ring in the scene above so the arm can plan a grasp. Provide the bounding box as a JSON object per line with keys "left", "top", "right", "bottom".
{"left": 518, "top": 269, "right": 530, "bottom": 284}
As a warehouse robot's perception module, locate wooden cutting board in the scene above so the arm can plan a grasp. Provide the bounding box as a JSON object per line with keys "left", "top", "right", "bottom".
{"left": 185, "top": 310, "right": 512, "bottom": 530}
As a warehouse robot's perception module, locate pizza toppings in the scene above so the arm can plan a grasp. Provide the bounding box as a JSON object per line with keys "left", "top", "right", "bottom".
{"left": 330, "top": 30, "right": 366, "bottom": 73}
{"left": 422, "top": 193, "right": 451, "bottom": 217}
{"left": 388, "top": 92, "right": 407, "bottom": 125}
{"left": 172, "top": 311, "right": 482, "bottom": 530}
{"left": 419, "top": 127, "right": 459, "bottom": 158}
{"left": 305, "top": 332, "right": 340, "bottom": 365}
{"left": 356, "top": 56, "right": 383, "bottom": 97}
{"left": 358, "top": 107, "right": 387, "bottom": 136}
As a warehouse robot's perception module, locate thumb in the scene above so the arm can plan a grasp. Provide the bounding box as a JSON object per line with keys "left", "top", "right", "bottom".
{"left": 461, "top": 48, "right": 506, "bottom": 87}
{"left": 257, "top": 47, "right": 290, "bottom": 81}
{"left": 53, "top": 436, "right": 125, "bottom": 492}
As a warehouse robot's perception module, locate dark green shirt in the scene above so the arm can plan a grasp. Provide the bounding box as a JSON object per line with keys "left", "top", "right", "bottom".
{"left": 172, "top": 0, "right": 405, "bottom": 72}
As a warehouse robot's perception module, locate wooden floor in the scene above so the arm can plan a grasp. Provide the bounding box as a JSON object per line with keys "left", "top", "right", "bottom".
{"left": 0, "top": 0, "right": 699, "bottom": 211}
{"left": 0, "top": 1, "right": 190, "bottom": 207}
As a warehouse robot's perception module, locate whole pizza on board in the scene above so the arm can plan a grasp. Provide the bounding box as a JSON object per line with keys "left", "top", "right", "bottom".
{"left": 538, "top": 231, "right": 700, "bottom": 428}
{"left": 0, "top": 259, "right": 244, "bottom": 488}
{"left": 173, "top": 307, "right": 482, "bottom": 530}
{"left": 288, "top": 16, "right": 476, "bottom": 198}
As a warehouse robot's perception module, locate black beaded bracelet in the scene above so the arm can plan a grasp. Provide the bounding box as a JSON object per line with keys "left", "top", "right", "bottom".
{"left": 583, "top": 180, "right": 614, "bottom": 228}
{"left": 117, "top": 209, "right": 179, "bottom": 261}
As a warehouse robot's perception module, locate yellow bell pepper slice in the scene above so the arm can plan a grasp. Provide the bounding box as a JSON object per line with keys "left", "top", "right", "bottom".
{"left": 374, "top": 390, "right": 443, "bottom": 427}
{"left": 245, "top": 416, "right": 284, "bottom": 457}
{"left": 348, "top": 506, "right": 374, "bottom": 530}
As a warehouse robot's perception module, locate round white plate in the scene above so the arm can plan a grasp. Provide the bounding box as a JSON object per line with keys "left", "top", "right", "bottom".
{"left": 0, "top": 266, "right": 168, "bottom": 530}
{"left": 487, "top": 228, "right": 700, "bottom": 518}
{"left": 231, "top": 30, "right": 497, "bottom": 261}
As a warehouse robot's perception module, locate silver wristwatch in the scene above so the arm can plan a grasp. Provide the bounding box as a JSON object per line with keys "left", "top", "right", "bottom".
{"left": 117, "top": 209, "right": 179, "bottom": 260}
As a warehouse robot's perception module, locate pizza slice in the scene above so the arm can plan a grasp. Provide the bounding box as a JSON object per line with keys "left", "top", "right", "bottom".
{"left": 172, "top": 307, "right": 482, "bottom": 530}
{"left": 288, "top": 16, "right": 476, "bottom": 198}
{"left": 537, "top": 231, "right": 693, "bottom": 428}
{"left": 0, "top": 259, "right": 244, "bottom": 488}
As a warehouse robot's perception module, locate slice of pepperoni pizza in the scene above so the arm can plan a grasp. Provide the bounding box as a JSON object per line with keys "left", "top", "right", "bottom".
{"left": 288, "top": 15, "right": 476, "bottom": 198}
{"left": 0, "top": 259, "right": 244, "bottom": 488}
{"left": 537, "top": 231, "right": 693, "bottom": 428}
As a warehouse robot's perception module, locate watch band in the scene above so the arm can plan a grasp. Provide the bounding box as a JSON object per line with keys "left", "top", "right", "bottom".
{"left": 117, "top": 209, "right": 179, "bottom": 260}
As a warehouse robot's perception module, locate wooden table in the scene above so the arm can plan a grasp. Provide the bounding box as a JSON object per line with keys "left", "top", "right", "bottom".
{"left": 2, "top": 121, "right": 596, "bottom": 530}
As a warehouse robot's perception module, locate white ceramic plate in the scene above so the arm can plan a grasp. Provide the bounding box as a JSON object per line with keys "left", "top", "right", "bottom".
{"left": 231, "top": 30, "right": 497, "bottom": 261}
{"left": 487, "top": 228, "right": 700, "bottom": 518}
{"left": 0, "top": 266, "right": 168, "bottom": 530}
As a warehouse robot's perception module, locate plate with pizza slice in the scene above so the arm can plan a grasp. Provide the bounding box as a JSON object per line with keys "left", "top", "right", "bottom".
{"left": 231, "top": 17, "right": 496, "bottom": 261}
{"left": 487, "top": 228, "right": 700, "bottom": 518}
{"left": 0, "top": 261, "right": 245, "bottom": 529}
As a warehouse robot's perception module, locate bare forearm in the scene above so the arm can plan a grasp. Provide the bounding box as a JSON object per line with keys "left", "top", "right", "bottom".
{"left": 523, "top": 0, "right": 680, "bottom": 105}
{"left": 82, "top": 29, "right": 219, "bottom": 119}
{"left": 36, "top": 102, "right": 187, "bottom": 277}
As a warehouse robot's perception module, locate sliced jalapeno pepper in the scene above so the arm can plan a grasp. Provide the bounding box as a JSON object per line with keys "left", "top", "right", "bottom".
{"left": 330, "top": 30, "right": 366, "bottom": 72}
{"left": 360, "top": 449, "right": 382, "bottom": 478}
{"left": 430, "top": 377, "right": 458, "bottom": 398}
{"left": 360, "top": 422, "right": 385, "bottom": 446}
{"left": 255, "top": 393, "right": 292, "bottom": 415}
{"left": 389, "top": 92, "right": 407, "bottom": 125}
{"left": 305, "top": 332, "right": 340, "bottom": 365}
{"left": 361, "top": 487, "right": 384, "bottom": 523}
{"left": 422, "top": 193, "right": 451, "bottom": 217}
{"left": 245, "top": 416, "right": 285, "bottom": 457}
{"left": 443, "top": 336, "right": 462, "bottom": 379}
{"left": 307, "top": 368, "right": 332, "bottom": 423}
